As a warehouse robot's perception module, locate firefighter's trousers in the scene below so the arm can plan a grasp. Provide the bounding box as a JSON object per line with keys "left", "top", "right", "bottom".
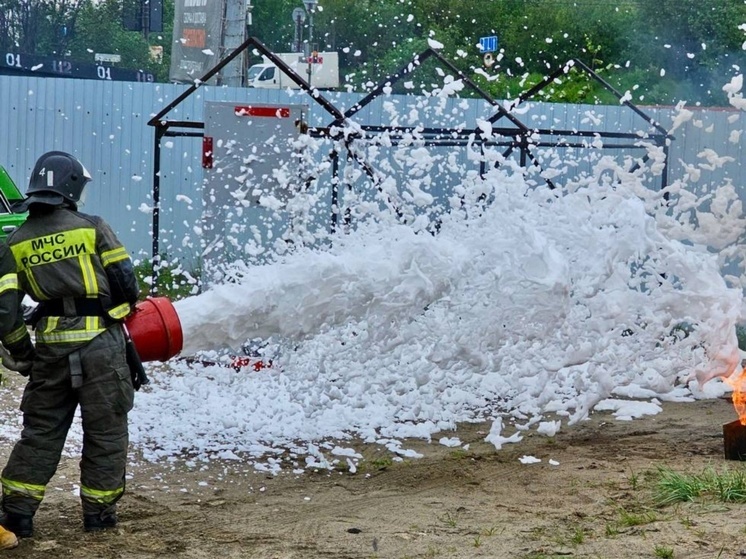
{"left": 1, "top": 325, "right": 134, "bottom": 517}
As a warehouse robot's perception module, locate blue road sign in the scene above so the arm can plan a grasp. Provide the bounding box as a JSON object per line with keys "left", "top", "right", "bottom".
{"left": 479, "top": 36, "right": 498, "bottom": 53}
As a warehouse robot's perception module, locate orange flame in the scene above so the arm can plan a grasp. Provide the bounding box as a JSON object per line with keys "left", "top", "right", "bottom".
{"left": 725, "top": 369, "right": 746, "bottom": 426}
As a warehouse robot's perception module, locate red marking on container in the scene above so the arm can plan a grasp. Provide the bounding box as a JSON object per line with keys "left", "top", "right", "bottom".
{"left": 234, "top": 106, "right": 290, "bottom": 118}
{"left": 202, "top": 136, "right": 213, "bottom": 169}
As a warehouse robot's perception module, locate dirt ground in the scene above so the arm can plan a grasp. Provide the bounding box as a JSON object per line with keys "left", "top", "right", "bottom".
{"left": 1, "top": 372, "right": 745, "bottom": 559}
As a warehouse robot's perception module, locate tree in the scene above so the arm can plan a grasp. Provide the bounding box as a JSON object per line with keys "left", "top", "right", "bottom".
{"left": 65, "top": 0, "right": 172, "bottom": 80}
{"left": 0, "top": 0, "right": 86, "bottom": 55}
{"left": 250, "top": 0, "right": 300, "bottom": 54}
{"left": 318, "top": 0, "right": 422, "bottom": 88}
{"left": 0, "top": 0, "right": 22, "bottom": 52}
{"left": 629, "top": 0, "right": 746, "bottom": 104}
{"left": 4, "top": 0, "right": 744, "bottom": 104}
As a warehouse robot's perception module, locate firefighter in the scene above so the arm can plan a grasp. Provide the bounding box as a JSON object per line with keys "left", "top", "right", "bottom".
{"left": 0, "top": 151, "right": 139, "bottom": 537}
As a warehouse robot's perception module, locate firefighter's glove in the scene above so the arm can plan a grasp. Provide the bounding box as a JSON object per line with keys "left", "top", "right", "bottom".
{"left": 0, "top": 346, "right": 33, "bottom": 376}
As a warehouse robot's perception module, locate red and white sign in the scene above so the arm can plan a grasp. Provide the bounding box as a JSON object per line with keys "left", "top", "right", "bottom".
{"left": 234, "top": 106, "right": 290, "bottom": 118}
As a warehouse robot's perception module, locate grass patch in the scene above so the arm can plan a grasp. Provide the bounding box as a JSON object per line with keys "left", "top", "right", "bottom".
{"left": 570, "top": 526, "right": 586, "bottom": 545}
{"left": 438, "top": 511, "right": 458, "bottom": 528}
{"left": 482, "top": 525, "right": 500, "bottom": 536}
{"left": 603, "top": 506, "right": 658, "bottom": 540}
{"left": 618, "top": 508, "right": 658, "bottom": 527}
{"left": 628, "top": 468, "right": 641, "bottom": 490}
{"left": 604, "top": 523, "right": 619, "bottom": 537}
{"left": 448, "top": 449, "right": 470, "bottom": 460}
{"left": 655, "top": 466, "right": 746, "bottom": 505}
{"left": 359, "top": 456, "right": 394, "bottom": 473}
{"left": 654, "top": 545, "right": 674, "bottom": 559}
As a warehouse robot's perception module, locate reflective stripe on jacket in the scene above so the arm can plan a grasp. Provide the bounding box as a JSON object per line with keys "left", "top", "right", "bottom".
{"left": 0, "top": 248, "right": 31, "bottom": 355}
{"left": 4, "top": 207, "right": 138, "bottom": 354}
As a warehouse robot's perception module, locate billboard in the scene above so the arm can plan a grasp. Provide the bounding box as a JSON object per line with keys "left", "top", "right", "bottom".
{"left": 169, "top": 0, "right": 223, "bottom": 83}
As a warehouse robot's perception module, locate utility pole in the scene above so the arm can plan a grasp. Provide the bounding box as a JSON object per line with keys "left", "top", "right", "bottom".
{"left": 222, "top": 0, "right": 247, "bottom": 86}
{"left": 292, "top": 7, "right": 305, "bottom": 53}
{"left": 302, "top": 0, "right": 317, "bottom": 87}
{"left": 142, "top": 0, "right": 150, "bottom": 40}
{"left": 243, "top": 0, "right": 253, "bottom": 86}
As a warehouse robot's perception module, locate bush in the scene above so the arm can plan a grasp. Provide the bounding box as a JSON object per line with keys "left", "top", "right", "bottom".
{"left": 134, "top": 257, "right": 201, "bottom": 301}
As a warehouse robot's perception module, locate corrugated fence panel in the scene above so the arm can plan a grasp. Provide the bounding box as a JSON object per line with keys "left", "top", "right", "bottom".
{"left": 0, "top": 74, "right": 743, "bottom": 271}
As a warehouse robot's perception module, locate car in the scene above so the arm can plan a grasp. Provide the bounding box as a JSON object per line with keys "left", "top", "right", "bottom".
{"left": 0, "top": 166, "right": 27, "bottom": 243}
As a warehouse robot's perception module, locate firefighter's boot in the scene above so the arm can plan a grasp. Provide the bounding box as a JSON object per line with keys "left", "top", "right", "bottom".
{"left": 83, "top": 511, "right": 118, "bottom": 532}
{"left": 0, "top": 526, "right": 18, "bottom": 549}
{"left": 0, "top": 513, "right": 32, "bottom": 539}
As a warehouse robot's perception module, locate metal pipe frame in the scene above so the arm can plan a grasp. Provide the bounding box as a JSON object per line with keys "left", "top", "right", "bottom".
{"left": 148, "top": 40, "right": 677, "bottom": 293}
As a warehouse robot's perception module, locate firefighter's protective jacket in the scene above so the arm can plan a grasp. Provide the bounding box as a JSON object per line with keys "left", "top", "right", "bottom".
{"left": 0, "top": 206, "right": 138, "bottom": 358}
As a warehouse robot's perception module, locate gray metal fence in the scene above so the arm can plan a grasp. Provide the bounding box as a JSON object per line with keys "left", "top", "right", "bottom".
{"left": 1, "top": 74, "right": 743, "bottom": 270}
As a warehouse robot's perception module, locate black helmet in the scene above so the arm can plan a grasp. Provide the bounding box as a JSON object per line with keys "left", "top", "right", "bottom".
{"left": 28, "top": 151, "right": 91, "bottom": 202}
{"left": 13, "top": 151, "right": 92, "bottom": 213}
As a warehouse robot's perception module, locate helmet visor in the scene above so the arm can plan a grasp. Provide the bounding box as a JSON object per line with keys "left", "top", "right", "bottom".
{"left": 77, "top": 162, "right": 92, "bottom": 206}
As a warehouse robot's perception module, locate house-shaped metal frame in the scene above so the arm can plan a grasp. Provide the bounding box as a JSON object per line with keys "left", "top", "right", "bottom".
{"left": 148, "top": 37, "right": 674, "bottom": 290}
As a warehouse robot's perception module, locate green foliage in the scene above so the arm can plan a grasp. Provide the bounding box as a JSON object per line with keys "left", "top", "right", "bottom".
{"left": 447, "top": 448, "right": 469, "bottom": 460}
{"left": 2, "top": 0, "right": 172, "bottom": 81}
{"left": 654, "top": 545, "right": 674, "bottom": 559}
{"left": 134, "top": 257, "right": 200, "bottom": 301}
{"left": 3, "top": 0, "right": 745, "bottom": 103}
{"left": 655, "top": 468, "right": 705, "bottom": 504}
{"left": 326, "top": 0, "right": 745, "bottom": 105}
{"left": 604, "top": 523, "right": 619, "bottom": 537}
{"left": 438, "top": 511, "right": 458, "bottom": 528}
{"left": 0, "top": 0, "right": 85, "bottom": 55}
{"left": 570, "top": 526, "right": 585, "bottom": 545}
{"left": 628, "top": 469, "right": 641, "bottom": 491}
{"left": 359, "top": 456, "right": 394, "bottom": 473}
{"left": 617, "top": 508, "right": 658, "bottom": 527}
{"left": 655, "top": 466, "right": 746, "bottom": 505}
{"left": 67, "top": 0, "right": 173, "bottom": 81}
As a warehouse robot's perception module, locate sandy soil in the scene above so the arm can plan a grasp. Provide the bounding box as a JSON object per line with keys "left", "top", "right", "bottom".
{"left": 0, "top": 371, "right": 744, "bottom": 559}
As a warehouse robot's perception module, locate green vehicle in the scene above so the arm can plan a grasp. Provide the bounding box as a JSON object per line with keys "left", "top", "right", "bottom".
{"left": 0, "top": 166, "right": 27, "bottom": 243}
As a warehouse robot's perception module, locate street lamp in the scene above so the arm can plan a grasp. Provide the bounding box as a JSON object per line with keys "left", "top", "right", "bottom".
{"left": 302, "top": 0, "right": 317, "bottom": 86}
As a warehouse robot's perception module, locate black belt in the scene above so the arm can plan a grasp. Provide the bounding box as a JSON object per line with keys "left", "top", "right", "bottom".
{"left": 38, "top": 297, "right": 105, "bottom": 317}
{"left": 27, "top": 297, "right": 117, "bottom": 329}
